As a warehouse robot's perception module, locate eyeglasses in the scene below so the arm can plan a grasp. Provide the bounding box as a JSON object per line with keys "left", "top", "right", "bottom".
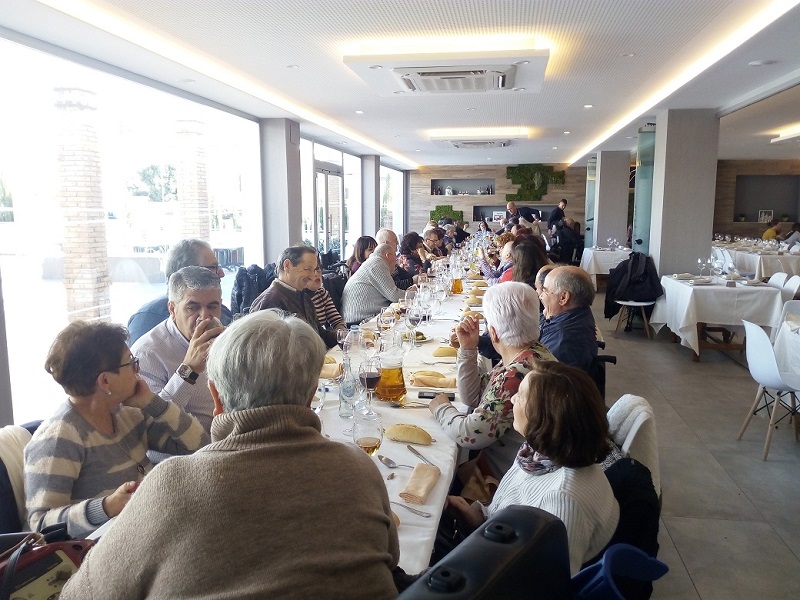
{"left": 201, "top": 264, "right": 223, "bottom": 273}
{"left": 119, "top": 356, "right": 140, "bottom": 374}
{"left": 539, "top": 286, "right": 553, "bottom": 296}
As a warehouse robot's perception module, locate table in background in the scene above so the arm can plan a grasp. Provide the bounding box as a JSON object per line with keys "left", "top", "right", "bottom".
{"left": 650, "top": 276, "right": 783, "bottom": 361}
{"left": 580, "top": 248, "right": 631, "bottom": 288}
{"left": 321, "top": 286, "right": 485, "bottom": 573}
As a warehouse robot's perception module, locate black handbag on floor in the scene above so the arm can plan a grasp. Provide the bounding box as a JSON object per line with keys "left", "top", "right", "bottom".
{"left": 0, "top": 523, "right": 93, "bottom": 600}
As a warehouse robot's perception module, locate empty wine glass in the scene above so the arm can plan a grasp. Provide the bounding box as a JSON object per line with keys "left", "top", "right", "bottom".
{"left": 358, "top": 356, "right": 381, "bottom": 415}
{"left": 311, "top": 382, "right": 326, "bottom": 414}
{"left": 377, "top": 309, "right": 396, "bottom": 333}
{"left": 697, "top": 258, "right": 706, "bottom": 277}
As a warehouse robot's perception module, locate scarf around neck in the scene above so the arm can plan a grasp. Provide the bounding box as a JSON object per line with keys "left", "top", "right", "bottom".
{"left": 516, "top": 442, "right": 561, "bottom": 476}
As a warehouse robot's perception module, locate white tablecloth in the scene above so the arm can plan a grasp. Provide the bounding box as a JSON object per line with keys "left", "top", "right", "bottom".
{"left": 650, "top": 276, "right": 784, "bottom": 355}
{"left": 717, "top": 246, "right": 800, "bottom": 279}
{"left": 320, "top": 289, "right": 481, "bottom": 573}
{"left": 580, "top": 248, "right": 631, "bottom": 288}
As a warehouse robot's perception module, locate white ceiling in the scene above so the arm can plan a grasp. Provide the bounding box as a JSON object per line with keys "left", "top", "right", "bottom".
{"left": 2, "top": 0, "right": 800, "bottom": 170}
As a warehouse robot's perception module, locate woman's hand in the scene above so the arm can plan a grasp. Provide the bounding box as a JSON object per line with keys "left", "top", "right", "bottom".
{"left": 455, "top": 314, "right": 481, "bottom": 350}
{"left": 447, "top": 495, "right": 486, "bottom": 529}
{"left": 102, "top": 480, "right": 141, "bottom": 518}
{"left": 123, "top": 379, "right": 155, "bottom": 410}
{"left": 427, "top": 393, "right": 452, "bottom": 412}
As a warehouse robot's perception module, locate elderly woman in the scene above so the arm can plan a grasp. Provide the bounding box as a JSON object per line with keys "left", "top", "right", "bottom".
{"left": 429, "top": 282, "right": 556, "bottom": 481}
{"left": 60, "top": 310, "right": 400, "bottom": 599}
{"left": 24, "top": 321, "right": 208, "bottom": 538}
{"left": 346, "top": 235, "right": 378, "bottom": 275}
{"left": 448, "top": 361, "right": 619, "bottom": 575}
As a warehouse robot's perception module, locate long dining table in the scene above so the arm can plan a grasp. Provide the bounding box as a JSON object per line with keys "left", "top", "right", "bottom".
{"left": 320, "top": 284, "right": 485, "bottom": 573}
{"left": 650, "top": 275, "right": 784, "bottom": 361}
{"left": 715, "top": 245, "right": 800, "bottom": 279}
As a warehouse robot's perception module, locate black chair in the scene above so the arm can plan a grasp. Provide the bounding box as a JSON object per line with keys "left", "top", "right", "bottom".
{"left": 398, "top": 506, "right": 571, "bottom": 599}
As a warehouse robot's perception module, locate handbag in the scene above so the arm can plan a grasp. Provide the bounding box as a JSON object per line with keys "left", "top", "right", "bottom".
{"left": 0, "top": 523, "right": 94, "bottom": 600}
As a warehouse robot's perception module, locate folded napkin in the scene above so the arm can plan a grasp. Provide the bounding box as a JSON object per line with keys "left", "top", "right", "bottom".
{"left": 399, "top": 463, "right": 441, "bottom": 505}
{"left": 742, "top": 279, "right": 762, "bottom": 286}
{"left": 410, "top": 372, "right": 457, "bottom": 388}
{"left": 688, "top": 278, "right": 712, "bottom": 285}
{"left": 320, "top": 363, "right": 342, "bottom": 379}
{"left": 672, "top": 273, "right": 693, "bottom": 279}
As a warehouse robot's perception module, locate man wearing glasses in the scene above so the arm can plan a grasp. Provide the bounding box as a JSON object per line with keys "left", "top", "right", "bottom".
{"left": 131, "top": 266, "right": 224, "bottom": 461}
{"left": 127, "top": 239, "right": 233, "bottom": 344}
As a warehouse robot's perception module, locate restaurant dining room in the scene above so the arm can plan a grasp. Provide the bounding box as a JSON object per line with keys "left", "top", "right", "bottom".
{"left": 2, "top": 1, "right": 800, "bottom": 598}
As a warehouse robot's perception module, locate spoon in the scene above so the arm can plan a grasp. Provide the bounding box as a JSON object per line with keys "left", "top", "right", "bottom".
{"left": 377, "top": 455, "right": 414, "bottom": 469}
{"left": 390, "top": 501, "right": 432, "bottom": 518}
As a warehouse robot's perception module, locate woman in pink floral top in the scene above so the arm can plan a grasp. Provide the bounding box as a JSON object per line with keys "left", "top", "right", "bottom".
{"left": 429, "top": 282, "right": 556, "bottom": 479}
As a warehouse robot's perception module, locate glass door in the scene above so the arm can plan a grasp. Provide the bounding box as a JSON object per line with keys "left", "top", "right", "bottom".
{"left": 314, "top": 167, "right": 343, "bottom": 259}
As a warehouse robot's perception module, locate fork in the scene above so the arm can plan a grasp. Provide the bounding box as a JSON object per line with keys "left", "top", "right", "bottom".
{"left": 389, "top": 501, "right": 432, "bottom": 518}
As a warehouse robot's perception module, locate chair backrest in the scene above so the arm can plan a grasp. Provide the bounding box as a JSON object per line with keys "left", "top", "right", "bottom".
{"left": 742, "top": 320, "right": 789, "bottom": 391}
{"left": 572, "top": 543, "right": 669, "bottom": 600}
{"left": 397, "top": 506, "right": 571, "bottom": 600}
{"left": 0, "top": 425, "right": 34, "bottom": 533}
{"left": 607, "top": 395, "right": 660, "bottom": 496}
{"left": 767, "top": 272, "right": 789, "bottom": 289}
{"left": 770, "top": 300, "right": 800, "bottom": 343}
{"left": 721, "top": 249, "right": 735, "bottom": 270}
{"left": 782, "top": 275, "right": 800, "bottom": 302}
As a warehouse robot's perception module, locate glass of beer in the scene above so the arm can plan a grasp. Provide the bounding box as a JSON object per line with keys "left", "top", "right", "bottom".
{"left": 353, "top": 413, "right": 383, "bottom": 456}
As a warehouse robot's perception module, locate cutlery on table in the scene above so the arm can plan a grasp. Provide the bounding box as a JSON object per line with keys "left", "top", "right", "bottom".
{"left": 389, "top": 501, "right": 432, "bottom": 518}
{"left": 377, "top": 455, "right": 414, "bottom": 469}
{"left": 406, "top": 444, "right": 435, "bottom": 466}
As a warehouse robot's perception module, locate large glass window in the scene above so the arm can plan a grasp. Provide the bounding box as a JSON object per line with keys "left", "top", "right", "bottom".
{"left": 0, "top": 39, "right": 262, "bottom": 423}
{"left": 380, "top": 165, "right": 405, "bottom": 234}
{"left": 342, "top": 153, "right": 362, "bottom": 259}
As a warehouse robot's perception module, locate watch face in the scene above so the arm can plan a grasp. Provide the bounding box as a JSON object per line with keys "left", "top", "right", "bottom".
{"left": 178, "top": 364, "right": 193, "bottom": 379}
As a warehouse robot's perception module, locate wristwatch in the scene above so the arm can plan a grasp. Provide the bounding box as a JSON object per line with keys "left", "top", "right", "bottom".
{"left": 176, "top": 363, "right": 199, "bottom": 385}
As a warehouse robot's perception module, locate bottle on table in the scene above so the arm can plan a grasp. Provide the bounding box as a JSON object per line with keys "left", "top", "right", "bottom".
{"left": 338, "top": 356, "right": 358, "bottom": 418}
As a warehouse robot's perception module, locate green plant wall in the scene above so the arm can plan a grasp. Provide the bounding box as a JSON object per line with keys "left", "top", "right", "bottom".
{"left": 506, "top": 164, "right": 566, "bottom": 202}
{"left": 429, "top": 204, "right": 463, "bottom": 223}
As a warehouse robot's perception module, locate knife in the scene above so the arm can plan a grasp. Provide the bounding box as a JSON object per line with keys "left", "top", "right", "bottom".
{"left": 406, "top": 444, "right": 435, "bottom": 466}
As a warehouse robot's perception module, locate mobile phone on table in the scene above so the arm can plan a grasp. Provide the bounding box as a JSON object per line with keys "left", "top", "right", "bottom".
{"left": 418, "top": 391, "right": 455, "bottom": 400}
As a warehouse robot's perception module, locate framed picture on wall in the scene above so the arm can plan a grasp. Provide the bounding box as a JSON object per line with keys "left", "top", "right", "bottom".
{"left": 492, "top": 211, "right": 504, "bottom": 222}
{"left": 758, "top": 210, "right": 773, "bottom": 223}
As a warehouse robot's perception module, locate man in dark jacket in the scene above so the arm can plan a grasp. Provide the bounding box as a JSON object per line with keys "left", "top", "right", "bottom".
{"left": 539, "top": 266, "right": 597, "bottom": 373}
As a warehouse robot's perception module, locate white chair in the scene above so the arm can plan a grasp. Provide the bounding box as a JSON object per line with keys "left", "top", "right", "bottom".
{"left": 767, "top": 272, "right": 789, "bottom": 289}
{"left": 614, "top": 301, "right": 655, "bottom": 339}
{"left": 737, "top": 321, "right": 800, "bottom": 460}
{"left": 0, "top": 425, "right": 33, "bottom": 531}
{"left": 607, "top": 394, "right": 661, "bottom": 497}
{"left": 782, "top": 274, "right": 800, "bottom": 302}
{"left": 770, "top": 300, "right": 800, "bottom": 343}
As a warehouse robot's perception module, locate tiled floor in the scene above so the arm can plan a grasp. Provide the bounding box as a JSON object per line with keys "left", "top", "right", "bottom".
{"left": 594, "top": 295, "right": 800, "bottom": 600}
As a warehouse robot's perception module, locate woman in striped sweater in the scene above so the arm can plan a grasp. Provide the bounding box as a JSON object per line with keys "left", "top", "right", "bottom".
{"left": 308, "top": 262, "right": 347, "bottom": 334}
{"left": 448, "top": 360, "right": 619, "bottom": 574}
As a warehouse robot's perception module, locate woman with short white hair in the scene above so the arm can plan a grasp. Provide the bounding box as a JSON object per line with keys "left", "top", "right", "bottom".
{"left": 61, "top": 310, "right": 400, "bottom": 599}
{"left": 429, "top": 282, "right": 557, "bottom": 483}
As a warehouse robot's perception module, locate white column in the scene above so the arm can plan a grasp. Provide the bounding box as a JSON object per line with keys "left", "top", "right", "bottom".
{"left": 649, "top": 109, "right": 719, "bottom": 276}
{"left": 362, "top": 155, "right": 381, "bottom": 235}
{"left": 259, "top": 118, "right": 301, "bottom": 263}
{"left": 593, "top": 150, "right": 630, "bottom": 246}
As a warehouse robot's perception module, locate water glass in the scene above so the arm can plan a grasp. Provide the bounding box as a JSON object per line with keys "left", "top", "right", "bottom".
{"left": 311, "top": 382, "right": 326, "bottom": 414}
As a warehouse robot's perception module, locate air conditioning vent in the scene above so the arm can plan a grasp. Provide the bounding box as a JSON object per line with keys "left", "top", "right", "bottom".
{"left": 451, "top": 140, "right": 510, "bottom": 149}
{"left": 396, "top": 66, "right": 512, "bottom": 93}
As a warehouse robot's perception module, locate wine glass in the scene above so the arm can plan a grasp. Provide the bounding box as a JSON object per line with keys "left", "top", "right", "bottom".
{"left": 310, "top": 382, "right": 326, "bottom": 414}
{"left": 337, "top": 328, "right": 352, "bottom": 354}
{"left": 377, "top": 309, "right": 396, "bottom": 333}
{"left": 697, "top": 258, "right": 706, "bottom": 277}
{"left": 405, "top": 306, "right": 423, "bottom": 347}
{"left": 353, "top": 412, "right": 383, "bottom": 456}
{"left": 404, "top": 290, "right": 417, "bottom": 307}
{"left": 435, "top": 281, "right": 448, "bottom": 314}
{"left": 358, "top": 356, "right": 381, "bottom": 415}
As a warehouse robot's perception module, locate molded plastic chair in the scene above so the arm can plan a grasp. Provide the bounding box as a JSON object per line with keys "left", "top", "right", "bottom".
{"left": 607, "top": 395, "right": 660, "bottom": 497}
{"left": 767, "top": 272, "right": 789, "bottom": 289}
{"left": 769, "top": 300, "right": 800, "bottom": 343}
{"left": 614, "top": 301, "right": 655, "bottom": 339}
{"left": 782, "top": 274, "right": 800, "bottom": 302}
{"left": 737, "top": 321, "right": 800, "bottom": 460}
{"left": 572, "top": 544, "right": 669, "bottom": 600}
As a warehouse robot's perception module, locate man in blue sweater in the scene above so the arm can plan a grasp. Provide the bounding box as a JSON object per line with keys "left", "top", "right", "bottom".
{"left": 539, "top": 266, "right": 597, "bottom": 373}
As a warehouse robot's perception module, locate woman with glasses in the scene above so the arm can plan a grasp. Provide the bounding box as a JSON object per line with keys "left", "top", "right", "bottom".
{"left": 24, "top": 321, "right": 208, "bottom": 537}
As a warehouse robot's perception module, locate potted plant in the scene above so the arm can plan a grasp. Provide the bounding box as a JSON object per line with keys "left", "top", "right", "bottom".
{"left": 736, "top": 214, "right": 746, "bottom": 222}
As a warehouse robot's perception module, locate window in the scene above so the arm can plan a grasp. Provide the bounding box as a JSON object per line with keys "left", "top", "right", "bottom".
{"left": 0, "top": 39, "right": 262, "bottom": 423}
{"left": 380, "top": 165, "right": 405, "bottom": 234}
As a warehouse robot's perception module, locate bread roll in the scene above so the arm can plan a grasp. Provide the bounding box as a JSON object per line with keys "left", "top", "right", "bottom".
{"left": 392, "top": 511, "right": 400, "bottom": 527}
{"left": 412, "top": 369, "right": 445, "bottom": 377}
{"left": 465, "top": 297, "right": 482, "bottom": 306}
{"left": 324, "top": 355, "right": 337, "bottom": 364}
{"left": 432, "top": 346, "right": 457, "bottom": 357}
{"left": 385, "top": 423, "right": 433, "bottom": 445}
{"left": 471, "top": 281, "right": 488, "bottom": 288}
{"left": 468, "top": 288, "right": 485, "bottom": 297}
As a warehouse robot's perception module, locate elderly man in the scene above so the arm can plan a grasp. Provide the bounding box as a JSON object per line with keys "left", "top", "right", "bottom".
{"left": 376, "top": 228, "right": 416, "bottom": 290}
{"left": 131, "top": 266, "right": 224, "bottom": 446}
{"left": 506, "top": 201, "right": 539, "bottom": 227}
{"left": 538, "top": 266, "right": 597, "bottom": 373}
{"left": 342, "top": 243, "right": 409, "bottom": 325}
{"left": 60, "top": 310, "right": 400, "bottom": 600}
{"left": 128, "top": 239, "right": 233, "bottom": 344}
{"left": 249, "top": 245, "right": 337, "bottom": 348}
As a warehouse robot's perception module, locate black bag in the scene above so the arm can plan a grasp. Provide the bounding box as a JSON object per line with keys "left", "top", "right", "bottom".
{"left": 0, "top": 523, "right": 93, "bottom": 600}
{"left": 230, "top": 263, "right": 276, "bottom": 316}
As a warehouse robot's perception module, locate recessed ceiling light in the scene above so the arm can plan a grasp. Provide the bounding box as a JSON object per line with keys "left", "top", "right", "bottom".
{"left": 748, "top": 59, "right": 777, "bottom": 66}
{"left": 337, "top": 141, "right": 348, "bottom": 145}
{"left": 512, "top": 87, "right": 525, "bottom": 92}
{"left": 286, "top": 64, "right": 299, "bottom": 69}
{"left": 563, "top": 131, "right": 571, "bottom": 135}
{"left": 583, "top": 104, "right": 593, "bottom": 109}
{"left": 355, "top": 110, "right": 364, "bottom": 114}
{"left": 369, "top": 65, "right": 383, "bottom": 70}
{"left": 466, "top": 107, "right": 476, "bottom": 111}
{"left": 415, "top": 149, "right": 420, "bottom": 152}
{"left": 177, "top": 78, "right": 196, "bottom": 84}
{"left": 514, "top": 60, "right": 530, "bottom": 65}
{"left": 487, "top": 157, "right": 492, "bottom": 160}
{"left": 621, "top": 53, "right": 635, "bottom": 58}
{"left": 394, "top": 135, "right": 401, "bottom": 138}
{"left": 626, "top": 136, "right": 634, "bottom": 139}
{"left": 552, "top": 146, "right": 558, "bottom": 150}
{"left": 393, "top": 91, "right": 404, "bottom": 95}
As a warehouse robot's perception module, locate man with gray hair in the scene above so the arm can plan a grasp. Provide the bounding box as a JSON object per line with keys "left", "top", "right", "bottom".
{"left": 131, "top": 266, "right": 224, "bottom": 449}
{"left": 249, "top": 245, "right": 337, "bottom": 348}
{"left": 61, "top": 310, "right": 400, "bottom": 598}
{"left": 376, "top": 228, "right": 416, "bottom": 290}
{"left": 539, "top": 265, "right": 597, "bottom": 373}
{"left": 127, "top": 239, "right": 233, "bottom": 344}
{"left": 341, "top": 242, "right": 412, "bottom": 325}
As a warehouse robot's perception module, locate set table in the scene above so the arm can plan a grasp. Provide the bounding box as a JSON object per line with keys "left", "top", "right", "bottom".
{"left": 650, "top": 275, "right": 784, "bottom": 361}
{"left": 714, "top": 245, "right": 800, "bottom": 279}
{"left": 580, "top": 247, "right": 631, "bottom": 288}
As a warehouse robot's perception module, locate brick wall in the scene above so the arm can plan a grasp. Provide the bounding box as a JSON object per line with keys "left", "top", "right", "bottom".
{"left": 55, "top": 87, "right": 111, "bottom": 322}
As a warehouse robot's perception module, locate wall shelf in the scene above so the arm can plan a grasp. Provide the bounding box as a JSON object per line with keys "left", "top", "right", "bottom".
{"left": 431, "top": 178, "right": 495, "bottom": 196}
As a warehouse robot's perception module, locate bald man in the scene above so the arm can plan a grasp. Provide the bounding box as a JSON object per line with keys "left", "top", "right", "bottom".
{"left": 376, "top": 228, "right": 416, "bottom": 290}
